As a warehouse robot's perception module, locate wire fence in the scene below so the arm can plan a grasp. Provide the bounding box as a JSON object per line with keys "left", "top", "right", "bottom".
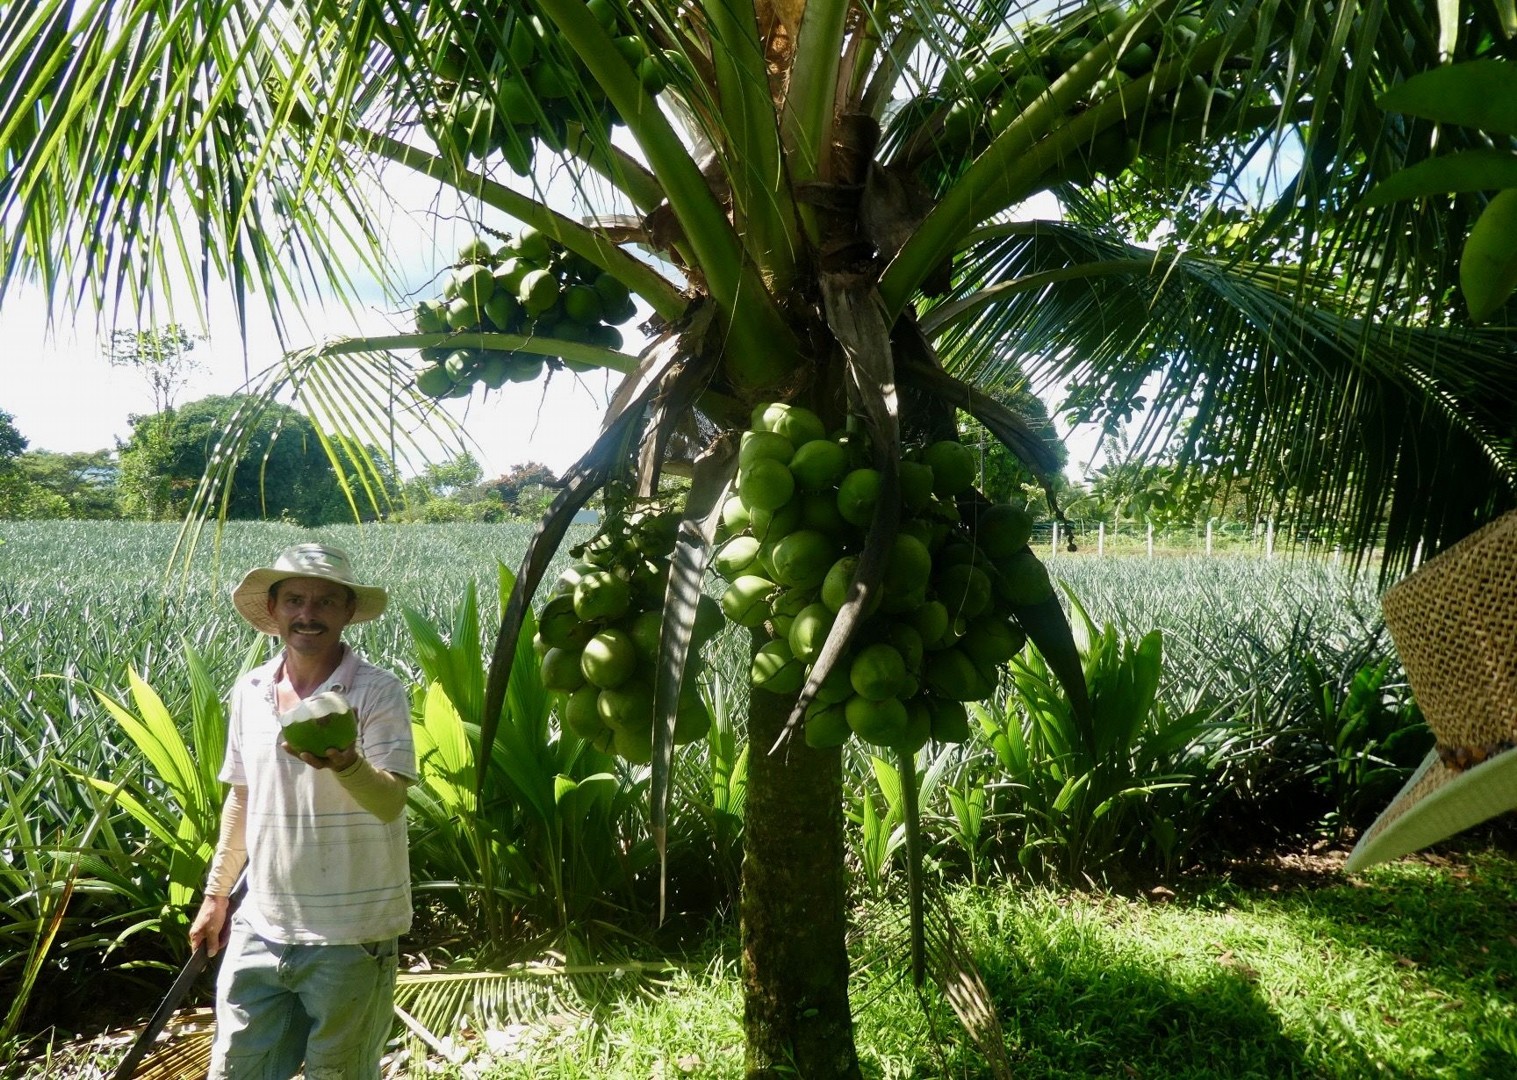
{"left": 1028, "top": 518, "right": 1400, "bottom": 567}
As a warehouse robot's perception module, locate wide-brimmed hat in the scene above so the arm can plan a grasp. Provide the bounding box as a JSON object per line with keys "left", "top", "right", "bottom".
{"left": 1345, "top": 509, "right": 1517, "bottom": 871}
{"left": 231, "top": 543, "right": 388, "bottom": 637}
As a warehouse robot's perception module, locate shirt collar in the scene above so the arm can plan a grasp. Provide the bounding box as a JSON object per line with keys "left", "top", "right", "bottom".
{"left": 248, "top": 644, "right": 356, "bottom": 693}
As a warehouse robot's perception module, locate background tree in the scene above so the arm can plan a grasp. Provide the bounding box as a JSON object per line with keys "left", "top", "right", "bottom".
{"left": 104, "top": 324, "right": 206, "bottom": 414}
{"left": 15, "top": 449, "right": 120, "bottom": 518}
{"left": 409, "top": 450, "right": 485, "bottom": 499}
{"left": 7, "top": 2, "right": 1517, "bottom": 1076}
{"left": 392, "top": 455, "right": 565, "bottom": 522}
{"left": 392, "top": 450, "right": 508, "bottom": 522}
{"left": 0, "top": 409, "right": 25, "bottom": 464}
{"left": 0, "top": 410, "right": 65, "bottom": 518}
{"left": 489, "top": 461, "right": 560, "bottom": 519}
{"left": 117, "top": 394, "right": 346, "bottom": 523}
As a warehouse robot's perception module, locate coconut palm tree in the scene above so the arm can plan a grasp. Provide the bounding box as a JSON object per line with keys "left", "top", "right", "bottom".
{"left": 5, "top": 0, "right": 1517, "bottom": 1074}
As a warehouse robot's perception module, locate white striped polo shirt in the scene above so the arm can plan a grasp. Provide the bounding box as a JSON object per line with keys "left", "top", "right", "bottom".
{"left": 221, "top": 646, "right": 415, "bottom": 945}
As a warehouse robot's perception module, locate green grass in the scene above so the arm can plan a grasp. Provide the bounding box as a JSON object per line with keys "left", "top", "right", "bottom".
{"left": 398, "top": 847, "right": 1517, "bottom": 1080}
{"left": 952, "top": 854, "right": 1517, "bottom": 1079}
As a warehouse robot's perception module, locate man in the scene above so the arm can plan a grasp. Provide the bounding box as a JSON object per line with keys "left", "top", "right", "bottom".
{"left": 189, "top": 543, "right": 415, "bottom": 1080}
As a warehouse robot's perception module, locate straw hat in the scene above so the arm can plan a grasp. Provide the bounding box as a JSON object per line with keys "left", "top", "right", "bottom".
{"left": 231, "top": 543, "right": 388, "bottom": 637}
{"left": 1345, "top": 509, "right": 1517, "bottom": 871}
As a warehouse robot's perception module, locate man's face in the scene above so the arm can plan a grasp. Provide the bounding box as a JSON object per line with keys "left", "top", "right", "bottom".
{"left": 267, "top": 577, "right": 356, "bottom": 657}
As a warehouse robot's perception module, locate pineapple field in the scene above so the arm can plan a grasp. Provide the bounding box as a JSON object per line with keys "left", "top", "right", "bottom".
{"left": 1, "top": 518, "right": 1461, "bottom": 1062}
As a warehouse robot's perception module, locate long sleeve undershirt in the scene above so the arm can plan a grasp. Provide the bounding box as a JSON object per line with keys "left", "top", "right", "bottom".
{"left": 205, "top": 785, "right": 248, "bottom": 897}
{"left": 334, "top": 755, "right": 410, "bottom": 823}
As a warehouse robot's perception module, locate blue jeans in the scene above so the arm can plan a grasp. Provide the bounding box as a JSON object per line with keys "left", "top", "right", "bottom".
{"left": 209, "top": 914, "right": 399, "bottom": 1080}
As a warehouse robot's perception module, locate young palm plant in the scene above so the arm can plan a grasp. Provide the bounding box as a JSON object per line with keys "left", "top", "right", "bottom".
{"left": 973, "top": 591, "right": 1209, "bottom": 883}
{"left": 403, "top": 570, "right": 648, "bottom": 952}
{"left": 6, "top": 1, "right": 1517, "bottom": 1074}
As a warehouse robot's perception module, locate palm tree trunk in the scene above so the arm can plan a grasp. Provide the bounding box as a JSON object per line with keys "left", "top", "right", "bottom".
{"left": 741, "top": 683, "right": 861, "bottom": 1079}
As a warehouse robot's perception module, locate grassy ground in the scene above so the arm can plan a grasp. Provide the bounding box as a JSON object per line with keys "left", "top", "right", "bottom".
{"left": 11, "top": 838, "right": 1515, "bottom": 1079}
{"left": 335, "top": 841, "right": 1509, "bottom": 1080}
{"left": 420, "top": 841, "right": 1513, "bottom": 1080}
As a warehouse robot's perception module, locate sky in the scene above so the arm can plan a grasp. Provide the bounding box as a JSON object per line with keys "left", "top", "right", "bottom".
{"left": 3, "top": 288, "right": 624, "bottom": 479}
{"left": 1, "top": 164, "right": 630, "bottom": 480}
{"left": 1, "top": 165, "right": 1099, "bottom": 483}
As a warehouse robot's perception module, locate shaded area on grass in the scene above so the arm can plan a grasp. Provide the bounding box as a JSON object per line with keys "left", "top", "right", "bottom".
{"left": 878, "top": 840, "right": 1517, "bottom": 1080}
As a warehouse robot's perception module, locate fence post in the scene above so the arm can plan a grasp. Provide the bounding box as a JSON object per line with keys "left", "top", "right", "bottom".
{"left": 1098, "top": 522, "right": 1105, "bottom": 557}
{"left": 1146, "top": 521, "right": 1154, "bottom": 558}
{"left": 1266, "top": 518, "right": 1275, "bottom": 559}
{"left": 1206, "top": 519, "right": 1213, "bottom": 556}
{"left": 1051, "top": 521, "right": 1060, "bottom": 554}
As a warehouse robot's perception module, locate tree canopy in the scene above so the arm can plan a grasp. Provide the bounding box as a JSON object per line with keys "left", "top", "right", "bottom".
{"left": 0, "top": 409, "right": 26, "bottom": 463}
{"left": 117, "top": 394, "right": 348, "bottom": 524}
{"left": 0, "top": 409, "right": 71, "bottom": 518}
{"left": 15, "top": 449, "right": 119, "bottom": 519}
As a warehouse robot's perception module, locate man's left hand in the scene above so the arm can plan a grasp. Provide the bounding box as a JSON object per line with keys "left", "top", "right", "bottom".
{"left": 282, "top": 741, "right": 359, "bottom": 771}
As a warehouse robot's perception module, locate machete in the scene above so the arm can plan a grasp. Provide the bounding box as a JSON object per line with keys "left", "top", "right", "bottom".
{"left": 112, "top": 876, "right": 245, "bottom": 1080}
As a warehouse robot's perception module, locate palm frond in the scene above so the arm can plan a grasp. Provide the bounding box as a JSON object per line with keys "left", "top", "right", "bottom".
{"left": 928, "top": 219, "right": 1517, "bottom": 570}
{"left": 850, "top": 886, "right": 1014, "bottom": 1080}
{"left": 393, "top": 955, "right": 683, "bottom": 1048}
{"left": 650, "top": 440, "right": 736, "bottom": 883}
{"left": 0, "top": 0, "right": 393, "bottom": 333}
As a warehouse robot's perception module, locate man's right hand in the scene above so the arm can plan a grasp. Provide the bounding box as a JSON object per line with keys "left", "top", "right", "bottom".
{"left": 189, "top": 894, "right": 231, "bottom": 957}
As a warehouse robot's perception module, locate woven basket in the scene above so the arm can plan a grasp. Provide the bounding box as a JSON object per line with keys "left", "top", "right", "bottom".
{"left": 1345, "top": 509, "right": 1517, "bottom": 871}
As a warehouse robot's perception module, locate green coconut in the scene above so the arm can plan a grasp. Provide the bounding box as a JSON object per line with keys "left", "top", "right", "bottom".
{"left": 739, "top": 457, "right": 796, "bottom": 513}
{"left": 769, "top": 530, "right": 838, "bottom": 591}
{"left": 804, "top": 699, "right": 852, "bottom": 748}
{"left": 788, "top": 602, "right": 836, "bottom": 663}
{"left": 850, "top": 643, "right": 908, "bottom": 701}
{"left": 280, "top": 691, "right": 358, "bottom": 756}
{"left": 751, "top": 639, "right": 806, "bottom": 695}
{"left": 573, "top": 569, "right": 633, "bottom": 622}
{"left": 721, "top": 575, "right": 777, "bottom": 628}
{"left": 563, "top": 684, "right": 608, "bottom": 741}
{"left": 580, "top": 628, "right": 639, "bottom": 689}
{"left": 922, "top": 440, "right": 977, "bottom": 498}
{"left": 739, "top": 429, "right": 796, "bottom": 469}
{"left": 539, "top": 647, "right": 587, "bottom": 693}
{"left": 936, "top": 562, "right": 993, "bottom": 620}
{"left": 927, "top": 696, "right": 972, "bottom": 743}
{"left": 972, "top": 503, "right": 1035, "bottom": 558}
{"left": 596, "top": 679, "right": 655, "bottom": 732}
{"left": 844, "top": 695, "right": 909, "bottom": 747}
{"left": 836, "top": 468, "right": 882, "bottom": 526}
{"left": 923, "top": 647, "right": 996, "bottom": 702}
{"left": 789, "top": 439, "right": 850, "bottom": 492}
{"left": 538, "top": 593, "right": 596, "bottom": 650}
